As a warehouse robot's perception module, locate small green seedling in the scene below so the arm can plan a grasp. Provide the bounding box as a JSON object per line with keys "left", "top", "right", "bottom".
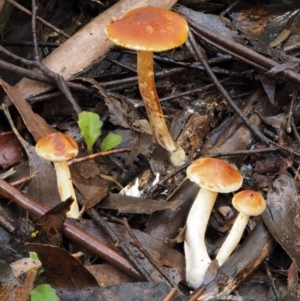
{"left": 78, "top": 111, "right": 122, "bottom": 153}
{"left": 101, "top": 133, "right": 122, "bottom": 151}
{"left": 30, "top": 284, "right": 59, "bottom": 301}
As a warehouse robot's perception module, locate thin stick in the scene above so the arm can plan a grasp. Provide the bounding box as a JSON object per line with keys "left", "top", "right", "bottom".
{"left": 31, "top": 0, "right": 81, "bottom": 114}
{"left": 188, "top": 30, "right": 300, "bottom": 157}
{"left": 68, "top": 148, "right": 132, "bottom": 165}
{"left": 287, "top": 90, "right": 297, "bottom": 133}
{"left": 122, "top": 218, "right": 181, "bottom": 293}
{"left": 86, "top": 207, "right": 152, "bottom": 282}
{"left": 6, "top": 0, "right": 70, "bottom": 39}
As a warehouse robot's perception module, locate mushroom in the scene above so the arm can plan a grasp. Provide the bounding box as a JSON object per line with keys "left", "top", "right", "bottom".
{"left": 35, "top": 131, "right": 80, "bottom": 218}
{"left": 185, "top": 158, "right": 243, "bottom": 288}
{"left": 105, "top": 7, "right": 188, "bottom": 166}
{"left": 216, "top": 190, "right": 266, "bottom": 266}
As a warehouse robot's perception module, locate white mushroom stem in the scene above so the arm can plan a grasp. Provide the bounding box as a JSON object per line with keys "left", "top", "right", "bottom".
{"left": 184, "top": 188, "right": 218, "bottom": 289}
{"left": 137, "top": 51, "right": 186, "bottom": 167}
{"left": 53, "top": 161, "right": 80, "bottom": 219}
{"left": 216, "top": 212, "right": 249, "bottom": 267}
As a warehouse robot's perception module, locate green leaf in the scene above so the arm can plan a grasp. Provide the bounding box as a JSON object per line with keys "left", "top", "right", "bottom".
{"left": 30, "top": 284, "right": 59, "bottom": 301}
{"left": 29, "top": 251, "right": 39, "bottom": 260}
{"left": 101, "top": 133, "right": 122, "bottom": 151}
{"left": 78, "top": 111, "right": 103, "bottom": 153}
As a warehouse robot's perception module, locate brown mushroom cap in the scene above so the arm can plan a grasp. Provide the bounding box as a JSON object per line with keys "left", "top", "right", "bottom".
{"left": 186, "top": 158, "right": 243, "bottom": 193}
{"left": 35, "top": 132, "right": 78, "bottom": 161}
{"left": 105, "top": 7, "right": 188, "bottom": 51}
{"left": 232, "top": 190, "right": 266, "bottom": 216}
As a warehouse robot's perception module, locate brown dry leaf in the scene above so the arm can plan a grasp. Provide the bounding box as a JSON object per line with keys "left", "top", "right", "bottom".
{"left": 176, "top": 113, "right": 211, "bottom": 157}
{"left": 92, "top": 282, "right": 171, "bottom": 301}
{"left": 2, "top": 104, "right": 61, "bottom": 208}
{"left": 287, "top": 258, "right": 298, "bottom": 290}
{"left": 14, "top": 268, "right": 37, "bottom": 301}
{"left": 258, "top": 72, "right": 276, "bottom": 104}
{"left": 85, "top": 264, "right": 134, "bottom": 287}
{"left": 99, "top": 193, "right": 186, "bottom": 214}
{"left": 0, "top": 131, "right": 24, "bottom": 169}
{"left": 10, "top": 258, "right": 41, "bottom": 278}
{"left": 0, "top": 79, "right": 55, "bottom": 141}
{"left": 0, "top": 259, "right": 20, "bottom": 301}
{"left": 71, "top": 161, "right": 109, "bottom": 209}
{"left": 29, "top": 198, "right": 73, "bottom": 245}
{"left": 26, "top": 243, "right": 99, "bottom": 291}
{"left": 263, "top": 174, "right": 300, "bottom": 268}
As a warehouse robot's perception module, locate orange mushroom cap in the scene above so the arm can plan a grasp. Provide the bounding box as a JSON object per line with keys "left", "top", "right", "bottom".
{"left": 105, "top": 7, "right": 188, "bottom": 51}
{"left": 35, "top": 132, "right": 78, "bottom": 161}
{"left": 232, "top": 190, "right": 266, "bottom": 216}
{"left": 186, "top": 158, "right": 243, "bottom": 193}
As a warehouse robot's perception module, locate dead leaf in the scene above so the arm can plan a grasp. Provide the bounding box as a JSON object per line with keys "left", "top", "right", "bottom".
{"left": 71, "top": 161, "right": 109, "bottom": 210}
{"left": 2, "top": 103, "right": 61, "bottom": 208}
{"left": 263, "top": 174, "right": 300, "bottom": 268}
{"left": 29, "top": 198, "right": 73, "bottom": 245}
{"left": 10, "top": 257, "right": 41, "bottom": 278}
{"left": 287, "top": 258, "right": 298, "bottom": 290}
{"left": 26, "top": 243, "right": 99, "bottom": 290}
{"left": 99, "top": 193, "right": 186, "bottom": 214}
{"left": 0, "top": 79, "right": 55, "bottom": 141}
{"left": 91, "top": 281, "right": 170, "bottom": 301}
{"left": 86, "top": 264, "right": 134, "bottom": 287}
{"left": 0, "top": 131, "right": 24, "bottom": 169}
{"left": 258, "top": 72, "right": 276, "bottom": 104}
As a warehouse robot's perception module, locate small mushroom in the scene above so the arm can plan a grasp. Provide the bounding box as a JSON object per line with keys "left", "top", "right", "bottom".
{"left": 35, "top": 132, "right": 80, "bottom": 218}
{"left": 216, "top": 190, "right": 266, "bottom": 266}
{"left": 105, "top": 7, "right": 188, "bottom": 166}
{"left": 185, "top": 158, "right": 243, "bottom": 288}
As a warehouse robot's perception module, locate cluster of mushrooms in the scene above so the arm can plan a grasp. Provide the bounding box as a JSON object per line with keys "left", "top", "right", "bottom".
{"left": 184, "top": 158, "right": 266, "bottom": 289}
{"left": 32, "top": 7, "right": 266, "bottom": 289}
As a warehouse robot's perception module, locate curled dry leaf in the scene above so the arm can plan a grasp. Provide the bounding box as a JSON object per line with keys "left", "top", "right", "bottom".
{"left": 263, "top": 174, "right": 300, "bottom": 268}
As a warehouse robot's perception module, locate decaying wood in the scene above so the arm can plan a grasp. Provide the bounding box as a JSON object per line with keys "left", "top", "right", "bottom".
{"left": 14, "top": 0, "right": 178, "bottom": 99}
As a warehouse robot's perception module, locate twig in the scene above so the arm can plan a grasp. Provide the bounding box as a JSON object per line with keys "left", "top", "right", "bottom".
{"left": 31, "top": 0, "right": 81, "bottom": 114}
{"left": 68, "top": 148, "right": 132, "bottom": 165}
{"left": 220, "top": 0, "right": 241, "bottom": 16}
{"left": 122, "top": 217, "right": 181, "bottom": 293}
{"left": 187, "top": 288, "right": 206, "bottom": 301}
{"left": 0, "top": 48, "right": 95, "bottom": 96}
{"left": 85, "top": 207, "right": 152, "bottom": 282}
{"left": 161, "top": 288, "right": 177, "bottom": 301}
{"left": 208, "top": 147, "right": 278, "bottom": 157}
{"left": 187, "top": 17, "right": 300, "bottom": 87}
{"left": 188, "top": 30, "right": 300, "bottom": 157}
{"left": 6, "top": 0, "right": 70, "bottom": 39}
{"left": 0, "top": 178, "right": 142, "bottom": 280}
{"left": 291, "top": 117, "right": 300, "bottom": 144}
{"left": 287, "top": 90, "right": 297, "bottom": 133}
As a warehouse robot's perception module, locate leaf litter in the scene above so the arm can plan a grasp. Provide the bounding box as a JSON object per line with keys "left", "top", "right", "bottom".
{"left": 1, "top": 0, "right": 300, "bottom": 300}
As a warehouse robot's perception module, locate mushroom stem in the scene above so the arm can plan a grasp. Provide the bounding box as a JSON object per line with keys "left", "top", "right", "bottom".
{"left": 216, "top": 212, "right": 249, "bottom": 267}
{"left": 184, "top": 188, "right": 218, "bottom": 288}
{"left": 137, "top": 51, "right": 186, "bottom": 166}
{"left": 53, "top": 161, "right": 80, "bottom": 218}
